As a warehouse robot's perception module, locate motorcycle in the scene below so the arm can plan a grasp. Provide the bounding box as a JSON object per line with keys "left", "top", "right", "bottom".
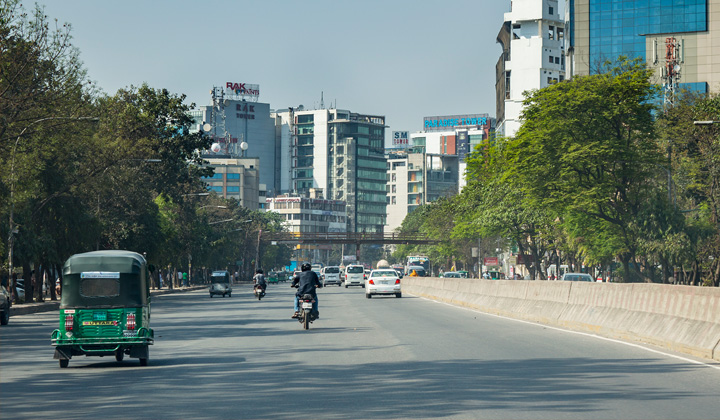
{"left": 297, "top": 293, "right": 317, "bottom": 330}
{"left": 253, "top": 284, "right": 266, "bottom": 300}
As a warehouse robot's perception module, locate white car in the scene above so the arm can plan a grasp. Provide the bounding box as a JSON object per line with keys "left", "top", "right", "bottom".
{"left": 561, "top": 273, "right": 594, "bottom": 282}
{"left": 344, "top": 265, "right": 365, "bottom": 288}
{"left": 365, "top": 269, "right": 401, "bottom": 298}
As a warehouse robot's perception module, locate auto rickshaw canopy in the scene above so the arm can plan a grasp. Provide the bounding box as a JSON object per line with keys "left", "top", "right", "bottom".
{"left": 210, "top": 270, "right": 230, "bottom": 284}
{"left": 61, "top": 250, "right": 150, "bottom": 309}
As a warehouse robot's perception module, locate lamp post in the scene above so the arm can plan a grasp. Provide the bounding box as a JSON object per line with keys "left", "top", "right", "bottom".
{"left": 7, "top": 116, "right": 98, "bottom": 298}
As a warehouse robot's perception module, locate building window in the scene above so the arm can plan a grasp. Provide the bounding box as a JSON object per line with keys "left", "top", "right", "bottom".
{"left": 549, "top": 55, "right": 554, "bottom": 64}
{"left": 226, "top": 173, "right": 240, "bottom": 179}
{"left": 549, "top": 6, "right": 554, "bottom": 15}
{"left": 391, "top": 173, "right": 396, "bottom": 182}
{"left": 555, "top": 57, "right": 560, "bottom": 64}
{"left": 391, "top": 185, "right": 397, "bottom": 193}
{"left": 505, "top": 71, "right": 511, "bottom": 99}
{"left": 391, "top": 196, "right": 397, "bottom": 205}
{"left": 226, "top": 186, "right": 240, "bottom": 192}
{"left": 548, "top": 25, "right": 555, "bottom": 40}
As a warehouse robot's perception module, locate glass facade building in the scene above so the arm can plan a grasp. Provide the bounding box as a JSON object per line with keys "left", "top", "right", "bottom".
{"left": 584, "top": 0, "right": 707, "bottom": 68}
{"left": 569, "top": 0, "right": 718, "bottom": 94}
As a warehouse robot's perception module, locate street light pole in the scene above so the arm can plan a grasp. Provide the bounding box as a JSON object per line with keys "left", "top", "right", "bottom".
{"left": 255, "top": 229, "right": 262, "bottom": 273}
{"left": 7, "top": 117, "right": 98, "bottom": 297}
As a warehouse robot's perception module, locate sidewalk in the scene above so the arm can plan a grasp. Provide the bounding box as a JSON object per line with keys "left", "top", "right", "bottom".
{"left": 9, "top": 285, "right": 208, "bottom": 316}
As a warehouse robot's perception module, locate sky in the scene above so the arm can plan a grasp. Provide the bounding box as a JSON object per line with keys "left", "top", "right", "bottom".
{"left": 40, "top": 0, "right": 511, "bottom": 134}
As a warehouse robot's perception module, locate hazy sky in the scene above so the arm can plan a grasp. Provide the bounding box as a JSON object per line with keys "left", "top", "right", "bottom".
{"left": 41, "top": 0, "right": 511, "bottom": 133}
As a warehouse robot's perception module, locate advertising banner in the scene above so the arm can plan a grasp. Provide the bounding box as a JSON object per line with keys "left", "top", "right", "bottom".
{"left": 484, "top": 257, "right": 499, "bottom": 266}
{"left": 423, "top": 114, "right": 489, "bottom": 132}
{"left": 392, "top": 131, "right": 410, "bottom": 147}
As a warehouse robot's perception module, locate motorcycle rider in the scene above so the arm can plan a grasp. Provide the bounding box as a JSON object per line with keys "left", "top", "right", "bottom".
{"left": 291, "top": 262, "right": 322, "bottom": 319}
{"left": 253, "top": 269, "right": 267, "bottom": 294}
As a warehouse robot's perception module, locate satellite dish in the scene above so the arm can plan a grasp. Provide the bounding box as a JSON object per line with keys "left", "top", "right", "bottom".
{"left": 240, "top": 142, "right": 249, "bottom": 151}
{"left": 223, "top": 99, "right": 230, "bottom": 106}
{"left": 674, "top": 64, "right": 681, "bottom": 72}
{"left": 211, "top": 143, "right": 221, "bottom": 153}
{"left": 202, "top": 123, "right": 212, "bottom": 132}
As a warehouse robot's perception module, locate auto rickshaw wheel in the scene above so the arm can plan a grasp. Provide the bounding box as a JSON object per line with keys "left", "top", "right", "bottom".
{"left": 115, "top": 351, "right": 124, "bottom": 362}
{"left": 59, "top": 359, "right": 69, "bottom": 368}
{"left": 139, "top": 357, "right": 148, "bottom": 366}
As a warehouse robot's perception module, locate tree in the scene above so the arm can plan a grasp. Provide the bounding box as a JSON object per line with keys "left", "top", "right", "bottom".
{"left": 506, "top": 58, "right": 666, "bottom": 282}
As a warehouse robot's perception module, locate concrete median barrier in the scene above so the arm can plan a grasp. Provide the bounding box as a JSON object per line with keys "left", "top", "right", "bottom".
{"left": 404, "top": 277, "right": 720, "bottom": 362}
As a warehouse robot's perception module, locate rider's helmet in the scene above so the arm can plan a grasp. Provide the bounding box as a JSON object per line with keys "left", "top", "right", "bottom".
{"left": 301, "top": 262, "right": 312, "bottom": 271}
{"left": 256, "top": 268, "right": 263, "bottom": 274}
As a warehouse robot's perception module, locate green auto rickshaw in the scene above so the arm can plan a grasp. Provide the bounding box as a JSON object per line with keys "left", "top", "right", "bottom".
{"left": 268, "top": 271, "right": 279, "bottom": 284}
{"left": 51, "top": 250, "right": 154, "bottom": 368}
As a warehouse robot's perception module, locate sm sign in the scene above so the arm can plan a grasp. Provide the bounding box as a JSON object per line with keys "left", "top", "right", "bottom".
{"left": 392, "top": 131, "right": 409, "bottom": 147}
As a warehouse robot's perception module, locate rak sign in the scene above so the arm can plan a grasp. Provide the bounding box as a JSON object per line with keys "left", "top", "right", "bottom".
{"left": 225, "top": 82, "right": 260, "bottom": 98}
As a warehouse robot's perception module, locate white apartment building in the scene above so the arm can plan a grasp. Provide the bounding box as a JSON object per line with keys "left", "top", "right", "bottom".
{"left": 496, "top": 0, "right": 566, "bottom": 138}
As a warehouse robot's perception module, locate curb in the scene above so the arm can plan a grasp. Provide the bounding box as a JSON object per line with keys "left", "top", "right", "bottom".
{"left": 8, "top": 285, "right": 208, "bottom": 317}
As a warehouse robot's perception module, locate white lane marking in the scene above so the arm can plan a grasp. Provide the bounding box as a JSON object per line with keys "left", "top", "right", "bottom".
{"left": 413, "top": 294, "right": 720, "bottom": 372}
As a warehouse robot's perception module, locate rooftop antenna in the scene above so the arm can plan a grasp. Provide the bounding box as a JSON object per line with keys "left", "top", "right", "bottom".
{"left": 320, "top": 91, "right": 324, "bottom": 109}
{"left": 662, "top": 37, "right": 681, "bottom": 113}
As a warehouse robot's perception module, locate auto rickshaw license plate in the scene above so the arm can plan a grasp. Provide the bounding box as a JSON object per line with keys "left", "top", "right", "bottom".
{"left": 93, "top": 311, "right": 107, "bottom": 321}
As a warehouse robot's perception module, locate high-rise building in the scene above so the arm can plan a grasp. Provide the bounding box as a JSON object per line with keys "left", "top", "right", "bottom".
{"left": 496, "top": 0, "right": 566, "bottom": 138}
{"left": 273, "top": 108, "right": 387, "bottom": 234}
{"left": 189, "top": 84, "right": 278, "bottom": 195}
{"left": 567, "top": 0, "right": 719, "bottom": 95}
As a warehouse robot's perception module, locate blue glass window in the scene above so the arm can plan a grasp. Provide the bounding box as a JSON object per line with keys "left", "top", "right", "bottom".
{"left": 226, "top": 186, "right": 240, "bottom": 192}
{"left": 210, "top": 186, "right": 223, "bottom": 193}
{"left": 588, "top": 0, "right": 707, "bottom": 73}
{"left": 226, "top": 173, "right": 240, "bottom": 179}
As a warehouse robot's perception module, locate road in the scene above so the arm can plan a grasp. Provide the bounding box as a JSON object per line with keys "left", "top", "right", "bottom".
{"left": 2, "top": 283, "right": 719, "bottom": 419}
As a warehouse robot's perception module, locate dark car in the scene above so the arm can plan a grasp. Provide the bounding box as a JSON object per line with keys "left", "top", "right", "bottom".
{"left": 0, "top": 285, "right": 11, "bottom": 325}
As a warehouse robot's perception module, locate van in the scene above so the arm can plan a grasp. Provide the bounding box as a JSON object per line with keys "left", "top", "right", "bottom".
{"left": 322, "top": 266, "right": 342, "bottom": 286}
{"left": 344, "top": 265, "right": 365, "bottom": 288}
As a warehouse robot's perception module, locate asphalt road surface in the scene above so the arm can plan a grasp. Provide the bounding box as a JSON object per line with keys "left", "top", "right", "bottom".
{"left": 2, "top": 283, "right": 719, "bottom": 419}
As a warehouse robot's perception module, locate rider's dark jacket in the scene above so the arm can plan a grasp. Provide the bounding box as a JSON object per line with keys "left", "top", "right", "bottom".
{"left": 292, "top": 270, "right": 322, "bottom": 296}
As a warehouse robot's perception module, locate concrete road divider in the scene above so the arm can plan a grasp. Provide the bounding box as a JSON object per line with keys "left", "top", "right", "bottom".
{"left": 403, "top": 277, "right": 720, "bottom": 362}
